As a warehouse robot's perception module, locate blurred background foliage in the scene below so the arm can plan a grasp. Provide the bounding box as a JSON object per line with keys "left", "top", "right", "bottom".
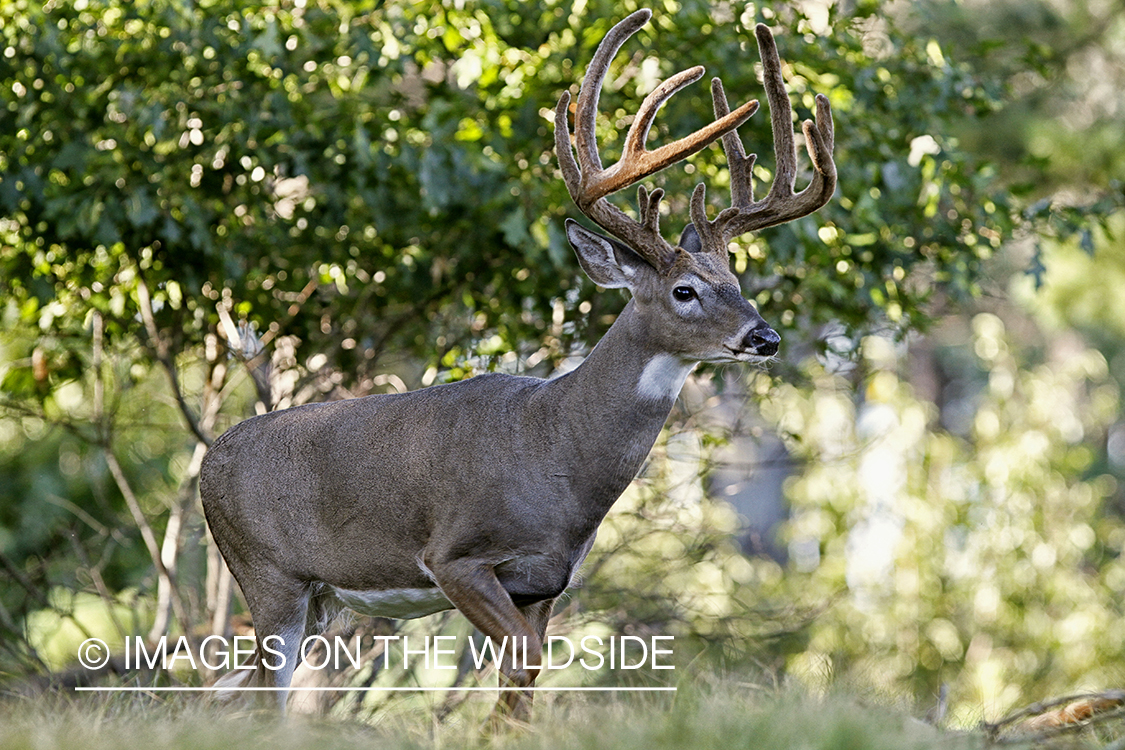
{"left": 1, "top": 0, "right": 1124, "bottom": 728}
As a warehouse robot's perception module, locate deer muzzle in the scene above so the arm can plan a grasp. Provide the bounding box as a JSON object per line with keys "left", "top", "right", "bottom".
{"left": 744, "top": 324, "right": 780, "bottom": 357}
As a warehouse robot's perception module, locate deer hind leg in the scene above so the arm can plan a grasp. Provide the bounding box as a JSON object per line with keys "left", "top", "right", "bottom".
{"left": 238, "top": 571, "right": 311, "bottom": 713}
{"left": 287, "top": 587, "right": 349, "bottom": 715}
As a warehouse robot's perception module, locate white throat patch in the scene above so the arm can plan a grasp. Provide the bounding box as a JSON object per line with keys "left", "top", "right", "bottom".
{"left": 637, "top": 354, "right": 695, "bottom": 402}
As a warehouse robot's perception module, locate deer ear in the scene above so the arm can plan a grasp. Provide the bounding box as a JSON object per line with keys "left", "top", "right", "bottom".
{"left": 565, "top": 219, "right": 654, "bottom": 289}
{"left": 678, "top": 223, "right": 703, "bottom": 254}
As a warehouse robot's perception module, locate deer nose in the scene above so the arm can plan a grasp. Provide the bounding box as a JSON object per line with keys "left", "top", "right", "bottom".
{"left": 744, "top": 325, "right": 780, "bottom": 356}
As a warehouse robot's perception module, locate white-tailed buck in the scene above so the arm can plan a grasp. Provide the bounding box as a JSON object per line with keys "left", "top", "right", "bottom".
{"left": 200, "top": 8, "right": 835, "bottom": 723}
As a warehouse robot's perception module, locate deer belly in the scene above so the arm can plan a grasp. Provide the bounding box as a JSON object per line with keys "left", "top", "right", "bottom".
{"left": 330, "top": 585, "right": 454, "bottom": 620}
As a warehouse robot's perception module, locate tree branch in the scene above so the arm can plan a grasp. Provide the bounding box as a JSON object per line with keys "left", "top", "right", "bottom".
{"left": 134, "top": 273, "right": 213, "bottom": 446}
{"left": 102, "top": 446, "right": 192, "bottom": 640}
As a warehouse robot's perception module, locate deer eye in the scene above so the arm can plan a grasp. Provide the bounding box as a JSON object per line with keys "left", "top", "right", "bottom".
{"left": 672, "top": 286, "right": 697, "bottom": 302}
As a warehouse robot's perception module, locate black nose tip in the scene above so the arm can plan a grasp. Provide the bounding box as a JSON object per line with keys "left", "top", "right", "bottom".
{"left": 745, "top": 326, "right": 780, "bottom": 356}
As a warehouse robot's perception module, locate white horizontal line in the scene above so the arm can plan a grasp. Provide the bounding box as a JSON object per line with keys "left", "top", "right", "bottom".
{"left": 75, "top": 686, "right": 676, "bottom": 693}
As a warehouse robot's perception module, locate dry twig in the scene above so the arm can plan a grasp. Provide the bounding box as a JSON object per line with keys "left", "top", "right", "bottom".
{"left": 982, "top": 689, "right": 1125, "bottom": 746}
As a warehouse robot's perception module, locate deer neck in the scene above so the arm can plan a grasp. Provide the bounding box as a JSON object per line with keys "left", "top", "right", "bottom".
{"left": 540, "top": 299, "right": 695, "bottom": 511}
{"left": 573, "top": 299, "right": 695, "bottom": 407}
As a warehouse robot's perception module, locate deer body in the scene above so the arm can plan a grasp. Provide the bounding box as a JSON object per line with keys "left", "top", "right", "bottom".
{"left": 201, "top": 8, "right": 836, "bottom": 724}
{"left": 204, "top": 303, "right": 692, "bottom": 614}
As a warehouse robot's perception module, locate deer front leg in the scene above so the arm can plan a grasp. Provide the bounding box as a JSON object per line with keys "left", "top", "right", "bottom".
{"left": 424, "top": 557, "right": 544, "bottom": 726}
{"left": 499, "top": 598, "right": 555, "bottom": 722}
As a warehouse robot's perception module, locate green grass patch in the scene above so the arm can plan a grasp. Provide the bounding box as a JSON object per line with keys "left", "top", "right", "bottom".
{"left": 0, "top": 677, "right": 988, "bottom": 750}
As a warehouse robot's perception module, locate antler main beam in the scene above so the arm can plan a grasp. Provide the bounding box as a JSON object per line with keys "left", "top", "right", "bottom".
{"left": 555, "top": 9, "right": 759, "bottom": 269}
{"left": 692, "top": 24, "right": 837, "bottom": 251}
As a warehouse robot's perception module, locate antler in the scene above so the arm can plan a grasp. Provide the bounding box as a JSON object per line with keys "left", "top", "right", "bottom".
{"left": 691, "top": 24, "right": 837, "bottom": 254}
{"left": 554, "top": 9, "right": 760, "bottom": 269}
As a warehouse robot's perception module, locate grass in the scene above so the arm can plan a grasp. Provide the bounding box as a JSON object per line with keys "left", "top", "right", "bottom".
{"left": 1, "top": 675, "right": 1117, "bottom": 750}
{"left": 0, "top": 677, "right": 976, "bottom": 750}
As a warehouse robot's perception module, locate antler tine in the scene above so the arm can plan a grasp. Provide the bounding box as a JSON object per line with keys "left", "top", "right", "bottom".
{"left": 556, "top": 9, "right": 760, "bottom": 269}
{"left": 637, "top": 184, "right": 665, "bottom": 234}
{"left": 759, "top": 25, "right": 799, "bottom": 202}
{"left": 599, "top": 65, "right": 761, "bottom": 199}
{"left": 688, "top": 78, "right": 760, "bottom": 255}
{"left": 556, "top": 10, "right": 673, "bottom": 267}
{"left": 571, "top": 10, "right": 652, "bottom": 183}
{"left": 711, "top": 77, "right": 759, "bottom": 210}
{"left": 697, "top": 24, "right": 837, "bottom": 247}
{"left": 555, "top": 90, "right": 583, "bottom": 199}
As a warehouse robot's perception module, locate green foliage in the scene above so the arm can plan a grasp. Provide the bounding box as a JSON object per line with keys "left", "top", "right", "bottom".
{"left": 0, "top": 0, "right": 575, "bottom": 387}
{"left": 759, "top": 316, "right": 1124, "bottom": 723}
{"left": 913, "top": 0, "right": 1125, "bottom": 195}
{"left": 1021, "top": 213, "right": 1125, "bottom": 347}
{"left": 1, "top": 0, "right": 1025, "bottom": 395}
